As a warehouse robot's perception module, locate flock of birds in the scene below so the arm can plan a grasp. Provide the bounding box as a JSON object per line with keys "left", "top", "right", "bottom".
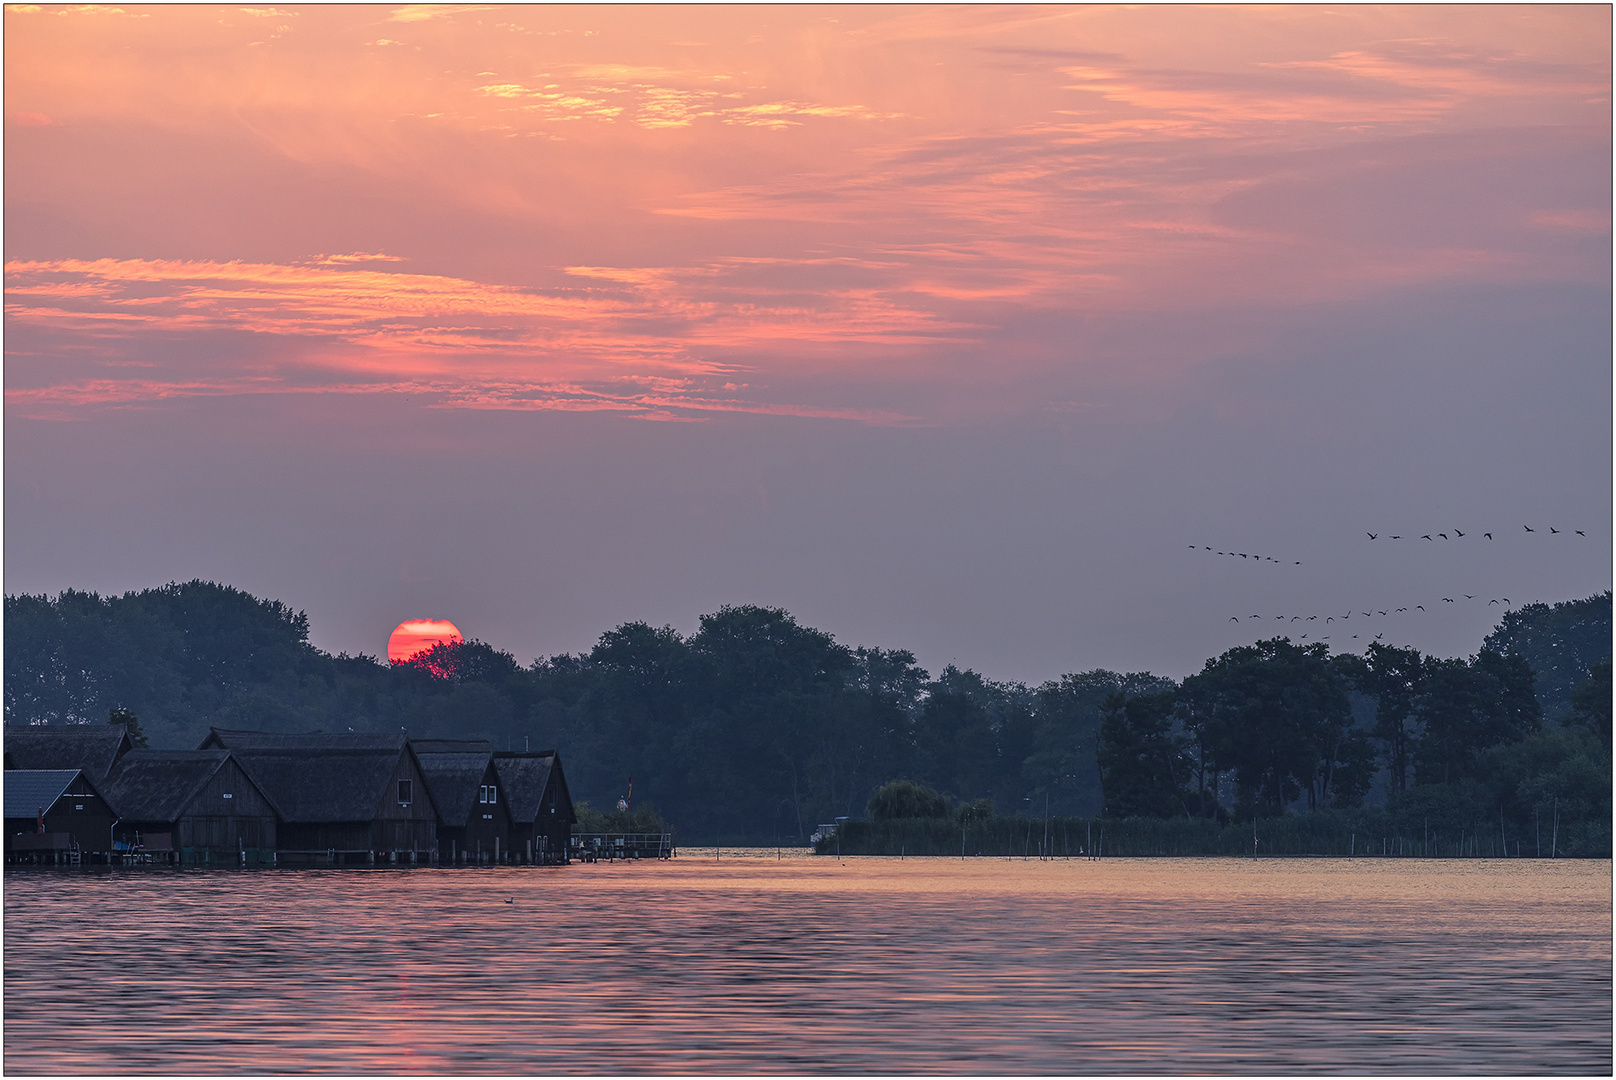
{"left": 1190, "top": 524, "right": 1589, "bottom": 647}
{"left": 1363, "top": 526, "right": 1586, "bottom": 540}
{"left": 1225, "top": 598, "right": 1515, "bottom": 643}
{"left": 1188, "top": 524, "right": 1588, "bottom": 568}
{"left": 1190, "top": 547, "right": 1302, "bottom": 565}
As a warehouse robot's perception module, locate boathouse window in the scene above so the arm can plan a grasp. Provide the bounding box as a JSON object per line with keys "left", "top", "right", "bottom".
{"left": 397, "top": 779, "right": 413, "bottom": 805}
{"left": 479, "top": 785, "right": 498, "bottom": 804}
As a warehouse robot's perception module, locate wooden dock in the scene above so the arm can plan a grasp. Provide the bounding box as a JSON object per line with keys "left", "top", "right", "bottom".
{"left": 570, "top": 832, "right": 674, "bottom": 862}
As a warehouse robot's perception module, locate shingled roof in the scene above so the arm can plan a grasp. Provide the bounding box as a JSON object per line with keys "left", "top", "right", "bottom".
{"left": 3, "top": 724, "right": 133, "bottom": 780}
{"left": 201, "top": 728, "right": 407, "bottom": 752}
{"left": 100, "top": 750, "right": 233, "bottom": 823}
{"left": 3, "top": 769, "right": 84, "bottom": 820}
{"left": 411, "top": 739, "right": 493, "bottom": 755}
{"left": 415, "top": 747, "right": 492, "bottom": 828}
{"left": 493, "top": 751, "right": 572, "bottom": 824}
{"left": 227, "top": 748, "right": 426, "bottom": 822}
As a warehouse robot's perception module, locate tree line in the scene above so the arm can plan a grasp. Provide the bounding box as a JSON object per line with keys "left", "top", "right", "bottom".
{"left": 4, "top": 582, "right": 1608, "bottom": 850}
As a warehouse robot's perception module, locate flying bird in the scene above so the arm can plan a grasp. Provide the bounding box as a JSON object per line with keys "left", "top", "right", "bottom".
{"left": 1326, "top": 617, "right": 1334, "bottom": 623}
{"left": 1396, "top": 608, "right": 1407, "bottom": 612}
{"left": 1351, "top": 635, "right": 1358, "bottom": 639}
{"left": 1416, "top": 605, "right": 1425, "bottom": 611}
{"left": 1490, "top": 599, "right": 1499, "bottom": 605}
{"left": 1442, "top": 598, "right": 1454, "bottom": 603}
{"left": 1550, "top": 527, "right": 1560, "bottom": 534}
{"left": 1367, "top": 533, "right": 1377, "bottom": 540}
{"left": 1294, "top": 561, "right": 1302, "bottom": 565}
{"left": 1230, "top": 616, "right": 1239, "bottom": 622}
{"left": 1361, "top": 612, "right": 1371, "bottom": 618}
{"left": 1291, "top": 616, "right": 1300, "bottom": 621}
{"left": 1379, "top": 611, "right": 1387, "bottom": 616}
{"left": 1524, "top": 526, "right": 1534, "bottom": 532}
{"left": 1375, "top": 633, "right": 1383, "bottom": 640}
{"left": 1503, "top": 598, "right": 1510, "bottom": 605}
{"left": 1307, "top": 615, "right": 1317, "bottom": 620}
{"left": 1576, "top": 531, "right": 1585, "bottom": 537}
{"left": 1390, "top": 535, "right": 1401, "bottom": 540}
{"left": 1438, "top": 533, "right": 1448, "bottom": 540}
{"left": 1464, "top": 595, "right": 1474, "bottom": 600}
{"left": 1484, "top": 533, "right": 1492, "bottom": 540}
{"left": 1422, "top": 535, "right": 1433, "bottom": 541}
{"left": 1454, "top": 529, "right": 1465, "bottom": 537}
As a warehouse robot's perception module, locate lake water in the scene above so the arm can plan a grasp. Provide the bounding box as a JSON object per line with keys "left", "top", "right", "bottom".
{"left": 4, "top": 854, "right": 1610, "bottom": 1074}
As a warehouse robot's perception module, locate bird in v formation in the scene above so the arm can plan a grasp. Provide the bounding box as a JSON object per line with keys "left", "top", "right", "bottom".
{"left": 1227, "top": 594, "right": 1514, "bottom": 624}
{"left": 1364, "top": 525, "right": 1584, "bottom": 540}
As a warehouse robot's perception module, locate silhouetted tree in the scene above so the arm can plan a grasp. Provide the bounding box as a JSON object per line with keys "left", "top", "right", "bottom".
{"left": 867, "top": 779, "right": 950, "bottom": 820}
{"left": 1097, "top": 690, "right": 1191, "bottom": 818}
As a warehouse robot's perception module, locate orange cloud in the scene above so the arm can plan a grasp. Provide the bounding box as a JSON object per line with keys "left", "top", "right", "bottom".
{"left": 4, "top": 5, "right": 1608, "bottom": 424}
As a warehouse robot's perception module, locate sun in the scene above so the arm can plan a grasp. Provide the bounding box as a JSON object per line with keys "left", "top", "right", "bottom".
{"left": 387, "top": 618, "right": 463, "bottom": 665}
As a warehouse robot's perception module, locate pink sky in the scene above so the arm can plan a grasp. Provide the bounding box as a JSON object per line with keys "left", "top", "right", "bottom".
{"left": 6, "top": 5, "right": 1611, "bottom": 676}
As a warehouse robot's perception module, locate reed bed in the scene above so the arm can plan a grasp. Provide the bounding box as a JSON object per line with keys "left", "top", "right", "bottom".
{"left": 817, "top": 810, "right": 1609, "bottom": 859}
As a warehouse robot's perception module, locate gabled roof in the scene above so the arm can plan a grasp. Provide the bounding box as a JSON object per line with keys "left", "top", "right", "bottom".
{"left": 415, "top": 748, "right": 493, "bottom": 828}
{"left": 4, "top": 724, "right": 133, "bottom": 779}
{"left": 201, "top": 728, "right": 406, "bottom": 752}
{"left": 228, "top": 748, "right": 427, "bottom": 823}
{"left": 493, "top": 751, "right": 572, "bottom": 824}
{"left": 100, "top": 750, "right": 233, "bottom": 823}
{"left": 3, "top": 769, "right": 84, "bottom": 819}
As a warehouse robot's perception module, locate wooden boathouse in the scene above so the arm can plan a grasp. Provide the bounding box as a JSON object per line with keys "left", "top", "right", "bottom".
{"left": 200, "top": 729, "right": 439, "bottom": 864}
{"left": 412, "top": 739, "right": 513, "bottom": 863}
{"left": 494, "top": 750, "right": 575, "bottom": 865}
{"left": 4, "top": 769, "right": 117, "bottom": 865}
{"left": 100, "top": 749, "right": 278, "bottom": 865}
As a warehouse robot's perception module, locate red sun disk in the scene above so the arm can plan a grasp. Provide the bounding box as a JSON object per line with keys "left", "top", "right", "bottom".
{"left": 387, "top": 619, "right": 463, "bottom": 665}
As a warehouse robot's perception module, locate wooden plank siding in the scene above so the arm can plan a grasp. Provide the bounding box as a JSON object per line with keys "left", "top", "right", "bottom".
{"left": 102, "top": 751, "right": 278, "bottom": 864}
{"left": 4, "top": 770, "right": 117, "bottom": 863}
{"left": 369, "top": 746, "right": 439, "bottom": 855}
{"left": 172, "top": 757, "right": 277, "bottom": 855}
{"left": 495, "top": 752, "right": 575, "bottom": 865}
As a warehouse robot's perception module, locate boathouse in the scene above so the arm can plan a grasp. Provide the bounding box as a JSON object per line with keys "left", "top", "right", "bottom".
{"left": 4, "top": 769, "right": 117, "bottom": 864}
{"left": 4, "top": 723, "right": 134, "bottom": 780}
{"left": 101, "top": 749, "right": 278, "bottom": 865}
{"left": 200, "top": 729, "right": 439, "bottom": 863}
{"left": 412, "top": 739, "right": 513, "bottom": 863}
{"left": 494, "top": 751, "right": 575, "bottom": 865}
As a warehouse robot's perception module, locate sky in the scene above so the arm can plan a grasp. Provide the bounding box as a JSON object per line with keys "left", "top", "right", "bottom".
{"left": 5, "top": 3, "right": 1611, "bottom": 683}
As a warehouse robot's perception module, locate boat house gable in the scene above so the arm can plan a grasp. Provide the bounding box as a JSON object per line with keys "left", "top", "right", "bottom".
{"left": 203, "top": 729, "right": 439, "bottom": 860}
{"left": 493, "top": 751, "right": 575, "bottom": 864}
{"left": 100, "top": 749, "right": 277, "bottom": 860}
{"left": 414, "top": 739, "right": 514, "bottom": 862}
{"left": 4, "top": 768, "right": 116, "bottom": 862}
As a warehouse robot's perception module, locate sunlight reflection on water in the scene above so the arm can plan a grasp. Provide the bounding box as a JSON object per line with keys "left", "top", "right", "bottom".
{"left": 4, "top": 857, "right": 1610, "bottom": 1074}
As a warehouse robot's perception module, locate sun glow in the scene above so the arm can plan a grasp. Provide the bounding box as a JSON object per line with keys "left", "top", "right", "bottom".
{"left": 387, "top": 618, "right": 463, "bottom": 665}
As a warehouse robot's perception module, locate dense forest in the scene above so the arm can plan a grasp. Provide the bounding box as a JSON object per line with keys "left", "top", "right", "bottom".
{"left": 4, "top": 582, "right": 1609, "bottom": 851}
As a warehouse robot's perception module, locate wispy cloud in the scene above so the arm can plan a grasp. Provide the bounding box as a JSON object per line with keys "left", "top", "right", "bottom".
{"left": 4, "top": 5, "right": 1607, "bottom": 423}
{"left": 388, "top": 4, "right": 496, "bottom": 24}
{"left": 5, "top": 256, "right": 966, "bottom": 420}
